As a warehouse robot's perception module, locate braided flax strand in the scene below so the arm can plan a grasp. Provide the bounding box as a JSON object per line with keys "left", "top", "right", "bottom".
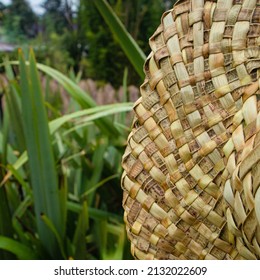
{"left": 121, "top": 0, "right": 260, "bottom": 260}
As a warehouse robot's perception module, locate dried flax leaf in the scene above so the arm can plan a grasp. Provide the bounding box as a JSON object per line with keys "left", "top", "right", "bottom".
{"left": 121, "top": 0, "right": 260, "bottom": 260}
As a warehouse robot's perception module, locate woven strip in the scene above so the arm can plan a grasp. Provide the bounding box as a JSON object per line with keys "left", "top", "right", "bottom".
{"left": 122, "top": 0, "right": 260, "bottom": 260}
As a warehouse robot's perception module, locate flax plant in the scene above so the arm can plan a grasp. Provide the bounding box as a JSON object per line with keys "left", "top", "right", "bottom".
{"left": 0, "top": 52, "right": 133, "bottom": 259}
{"left": 0, "top": 0, "right": 144, "bottom": 260}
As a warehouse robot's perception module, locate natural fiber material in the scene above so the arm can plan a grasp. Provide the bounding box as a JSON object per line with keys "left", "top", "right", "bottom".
{"left": 121, "top": 0, "right": 260, "bottom": 260}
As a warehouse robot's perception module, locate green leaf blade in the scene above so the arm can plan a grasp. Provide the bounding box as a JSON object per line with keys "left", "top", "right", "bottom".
{"left": 0, "top": 236, "right": 38, "bottom": 260}
{"left": 93, "top": 0, "right": 146, "bottom": 79}
{"left": 19, "top": 49, "right": 64, "bottom": 258}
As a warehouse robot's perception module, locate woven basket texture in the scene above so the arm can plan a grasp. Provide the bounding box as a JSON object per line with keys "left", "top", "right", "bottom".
{"left": 121, "top": 0, "right": 260, "bottom": 260}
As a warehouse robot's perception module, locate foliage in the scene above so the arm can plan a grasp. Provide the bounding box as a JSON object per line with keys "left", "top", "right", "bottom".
{"left": 78, "top": 0, "right": 131, "bottom": 86}
{"left": 32, "top": 33, "right": 75, "bottom": 74}
{"left": 41, "top": 0, "right": 72, "bottom": 35}
{"left": 34, "top": 1, "right": 85, "bottom": 76}
{"left": 0, "top": 49, "right": 133, "bottom": 259}
{"left": 2, "top": 0, "right": 38, "bottom": 42}
{"left": 93, "top": 0, "right": 146, "bottom": 80}
{"left": 79, "top": 0, "right": 170, "bottom": 86}
{"left": 0, "top": 0, "right": 176, "bottom": 86}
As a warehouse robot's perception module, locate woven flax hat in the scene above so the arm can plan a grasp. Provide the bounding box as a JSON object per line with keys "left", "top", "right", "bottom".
{"left": 121, "top": 0, "right": 260, "bottom": 260}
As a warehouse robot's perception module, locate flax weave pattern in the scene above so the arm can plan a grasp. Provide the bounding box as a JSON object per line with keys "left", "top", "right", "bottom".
{"left": 121, "top": 0, "right": 260, "bottom": 260}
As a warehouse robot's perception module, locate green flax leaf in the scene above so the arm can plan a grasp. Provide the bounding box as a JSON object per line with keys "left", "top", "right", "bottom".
{"left": 93, "top": 0, "right": 146, "bottom": 79}
{"left": 19, "top": 49, "right": 64, "bottom": 258}
{"left": 0, "top": 236, "right": 38, "bottom": 260}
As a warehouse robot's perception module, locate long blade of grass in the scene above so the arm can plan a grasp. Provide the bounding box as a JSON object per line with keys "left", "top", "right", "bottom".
{"left": 118, "top": 68, "right": 128, "bottom": 126}
{"left": 12, "top": 196, "right": 33, "bottom": 245}
{"left": 35, "top": 63, "right": 122, "bottom": 138}
{"left": 81, "top": 174, "right": 119, "bottom": 199}
{"left": 3, "top": 59, "right": 26, "bottom": 152}
{"left": 59, "top": 168, "right": 68, "bottom": 240}
{"left": 41, "top": 214, "right": 66, "bottom": 259}
{"left": 19, "top": 49, "right": 64, "bottom": 258}
{"left": 72, "top": 201, "right": 89, "bottom": 259}
{"left": 0, "top": 187, "right": 14, "bottom": 259}
{"left": 0, "top": 236, "right": 38, "bottom": 260}
{"left": 49, "top": 103, "right": 133, "bottom": 134}
{"left": 67, "top": 201, "right": 123, "bottom": 222}
{"left": 84, "top": 138, "right": 108, "bottom": 204}
{"left": 0, "top": 96, "right": 15, "bottom": 259}
{"left": 93, "top": 0, "right": 146, "bottom": 79}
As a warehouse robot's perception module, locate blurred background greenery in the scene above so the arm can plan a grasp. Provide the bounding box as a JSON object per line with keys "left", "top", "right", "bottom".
{"left": 0, "top": 0, "right": 173, "bottom": 85}
{"left": 0, "top": 0, "right": 176, "bottom": 260}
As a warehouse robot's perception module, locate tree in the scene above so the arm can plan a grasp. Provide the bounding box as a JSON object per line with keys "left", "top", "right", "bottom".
{"left": 39, "top": 0, "right": 83, "bottom": 73}
{"left": 3, "top": 0, "right": 38, "bottom": 42}
{"left": 41, "top": 0, "right": 74, "bottom": 35}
